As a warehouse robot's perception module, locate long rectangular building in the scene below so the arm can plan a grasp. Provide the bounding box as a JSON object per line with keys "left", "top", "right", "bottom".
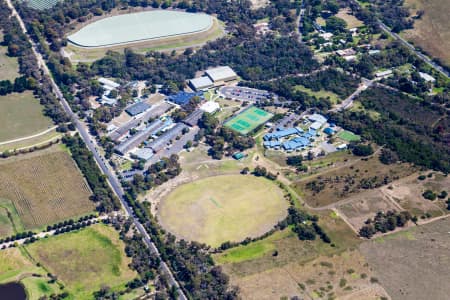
{"left": 114, "top": 119, "right": 167, "bottom": 155}
{"left": 147, "top": 123, "right": 187, "bottom": 153}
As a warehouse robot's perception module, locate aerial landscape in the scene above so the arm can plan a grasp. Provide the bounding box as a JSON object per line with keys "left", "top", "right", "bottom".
{"left": 0, "top": 0, "right": 448, "bottom": 299}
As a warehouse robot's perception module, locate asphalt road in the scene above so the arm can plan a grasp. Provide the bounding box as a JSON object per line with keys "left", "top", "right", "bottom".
{"left": 5, "top": 1, "right": 187, "bottom": 298}
{"left": 377, "top": 22, "right": 449, "bottom": 79}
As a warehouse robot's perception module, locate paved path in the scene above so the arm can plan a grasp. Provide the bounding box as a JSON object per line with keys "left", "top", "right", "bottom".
{"left": 0, "top": 126, "right": 58, "bottom": 146}
{"left": 4, "top": 2, "right": 187, "bottom": 298}
{"left": 0, "top": 215, "right": 108, "bottom": 249}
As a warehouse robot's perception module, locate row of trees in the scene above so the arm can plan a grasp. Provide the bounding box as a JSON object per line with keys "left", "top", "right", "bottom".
{"left": 62, "top": 135, "right": 121, "bottom": 212}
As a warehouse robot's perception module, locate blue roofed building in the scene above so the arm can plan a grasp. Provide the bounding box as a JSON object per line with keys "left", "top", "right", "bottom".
{"left": 167, "top": 91, "right": 203, "bottom": 106}
{"left": 323, "top": 127, "right": 335, "bottom": 135}
{"left": 263, "top": 127, "right": 303, "bottom": 140}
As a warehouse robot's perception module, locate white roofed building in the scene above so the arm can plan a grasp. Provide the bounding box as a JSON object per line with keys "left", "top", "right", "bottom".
{"left": 98, "top": 77, "right": 120, "bottom": 90}
{"left": 200, "top": 101, "right": 220, "bottom": 114}
{"left": 205, "top": 66, "right": 238, "bottom": 83}
{"left": 419, "top": 72, "right": 436, "bottom": 83}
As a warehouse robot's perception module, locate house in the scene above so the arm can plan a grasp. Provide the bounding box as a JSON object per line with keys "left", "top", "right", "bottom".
{"left": 337, "top": 48, "right": 356, "bottom": 57}
{"left": 419, "top": 72, "right": 436, "bottom": 83}
{"left": 375, "top": 70, "right": 393, "bottom": 78}
{"left": 319, "top": 32, "right": 333, "bottom": 40}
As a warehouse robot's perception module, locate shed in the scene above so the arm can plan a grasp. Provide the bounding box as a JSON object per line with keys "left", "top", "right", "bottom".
{"left": 323, "top": 127, "right": 335, "bottom": 135}
{"left": 233, "top": 152, "right": 245, "bottom": 160}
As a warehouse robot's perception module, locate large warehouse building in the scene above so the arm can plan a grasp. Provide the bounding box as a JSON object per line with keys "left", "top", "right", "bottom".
{"left": 205, "top": 66, "right": 237, "bottom": 84}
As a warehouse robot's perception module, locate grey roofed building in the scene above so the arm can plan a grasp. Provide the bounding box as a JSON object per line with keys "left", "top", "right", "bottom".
{"left": 147, "top": 123, "right": 187, "bottom": 152}
{"left": 183, "top": 109, "right": 204, "bottom": 127}
{"left": 126, "top": 102, "right": 151, "bottom": 116}
{"left": 133, "top": 147, "right": 154, "bottom": 161}
{"left": 189, "top": 76, "right": 214, "bottom": 91}
{"left": 205, "top": 66, "right": 237, "bottom": 83}
{"left": 114, "top": 119, "right": 165, "bottom": 155}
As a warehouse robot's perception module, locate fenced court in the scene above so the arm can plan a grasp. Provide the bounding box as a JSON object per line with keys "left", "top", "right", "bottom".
{"left": 337, "top": 130, "right": 361, "bottom": 142}
{"left": 224, "top": 106, "right": 273, "bottom": 135}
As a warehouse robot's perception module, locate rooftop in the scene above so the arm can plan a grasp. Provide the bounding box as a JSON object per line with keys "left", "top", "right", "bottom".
{"left": 189, "top": 76, "right": 214, "bottom": 90}
{"left": 126, "top": 102, "right": 151, "bottom": 116}
{"left": 205, "top": 66, "right": 237, "bottom": 82}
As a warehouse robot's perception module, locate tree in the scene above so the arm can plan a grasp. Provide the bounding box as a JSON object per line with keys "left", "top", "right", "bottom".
{"left": 422, "top": 190, "right": 437, "bottom": 200}
{"left": 379, "top": 148, "right": 399, "bottom": 164}
{"left": 325, "top": 16, "right": 347, "bottom": 34}
{"left": 352, "top": 144, "right": 374, "bottom": 156}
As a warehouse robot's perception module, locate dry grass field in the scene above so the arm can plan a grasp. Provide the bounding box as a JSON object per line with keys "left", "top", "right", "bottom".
{"left": 0, "top": 91, "right": 53, "bottom": 142}
{"left": 292, "top": 155, "right": 416, "bottom": 208}
{"left": 216, "top": 211, "right": 374, "bottom": 299}
{"left": 403, "top": 0, "right": 450, "bottom": 67}
{"left": 336, "top": 190, "right": 404, "bottom": 232}
{"left": 381, "top": 173, "right": 449, "bottom": 218}
{"left": 360, "top": 217, "right": 450, "bottom": 300}
{"left": 0, "top": 146, "right": 94, "bottom": 230}
{"left": 158, "top": 174, "right": 288, "bottom": 247}
{"left": 26, "top": 224, "right": 137, "bottom": 299}
{"left": 336, "top": 9, "right": 364, "bottom": 28}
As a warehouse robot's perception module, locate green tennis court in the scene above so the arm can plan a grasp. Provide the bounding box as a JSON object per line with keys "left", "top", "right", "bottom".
{"left": 337, "top": 130, "right": 361, "bottom": 142}
{"left": 225, "top": 106, "right": 273, "bottom": 135}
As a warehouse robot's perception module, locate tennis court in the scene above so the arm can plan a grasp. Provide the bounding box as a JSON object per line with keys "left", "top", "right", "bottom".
{"left": 224, "top": 106, "right": 273, "bottom": 135}
{"left": 337, "top": 130, "right": 361, "bottom": 142}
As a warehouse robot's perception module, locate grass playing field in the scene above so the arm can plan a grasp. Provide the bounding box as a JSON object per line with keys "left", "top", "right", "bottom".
{"left": 158, "top": 174, "right": 288, "bottom": 247}
{"left": 0, "top": 146, "right": 94, "bottom": 233}
{"left": 337, "top": 130, "right": 361, "bottom": 142}
{"left": 0, "top": 91, "right": 53, "bottom": 142}
{"left": 224, "top": 106, "right": 273, "bottom": 135}
{"left": 25, "top": 224, "right": 136, "bottom": 299}
{"left": 0, "top": 224, "right": 136, "bottom": 299}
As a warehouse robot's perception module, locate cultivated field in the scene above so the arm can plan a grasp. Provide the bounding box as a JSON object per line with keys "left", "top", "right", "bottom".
{"left": 158, "top": 174, "right": 288, "bottom": 247}
{"left": 403, "top": 0, "right": 450, "bottom": 67}
{"left": 293, "top": 154, "right": 416, "bottom": 208}
{"left": 0, "top": 146, "right": 94, "bottom": 231}
{"left": 360, "top": 217, "right": 450, "bottom": 300}
{"left": 0, "top": 32, "right": 19, "bottom": 81}
{"left": 0, "top": 91, "right": 53, "bottom": 142}
{"left": 26, "top": 224, "right": 136, "bottom": 299}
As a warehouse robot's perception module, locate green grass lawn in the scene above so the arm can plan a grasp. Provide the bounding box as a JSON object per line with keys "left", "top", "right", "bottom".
{"left": 0, "top": 91, "right": 53, "bottom": 142}
{"left": 0, "top": 198, "right": 24, "bottom": 238}
{"left": 294, "top": 85, "right": 341, "bottom": 105}
{"left": 337, "top": 130, "right": 361, "bottom": 142}
{"left": 25, "top": 224, "right": 136, "bottom": 299}
{"left": 0, "top": 35, "right": 19, "bottom": 81}
{"left": 158, "top": 175, "right": 288, "bottom": 247}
